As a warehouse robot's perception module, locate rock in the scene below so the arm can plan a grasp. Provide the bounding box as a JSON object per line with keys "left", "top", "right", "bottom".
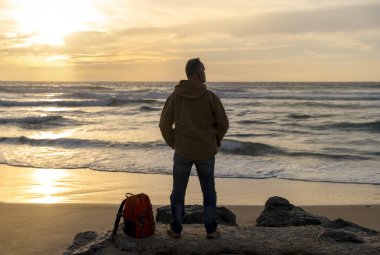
{"left": 256, "top": 196, "right": 329, "bottom": 227}
{"left": 116, "top": 238, "right": 138, "bottom": 252}
{"left": 66, "top": 223, "right": 380, "bottom": 255}
{"left": 64, "top": 231, "right": 111, "bottom": 255}
{"left": 156, "top": 205, "right": 237, "bottom": 226}
{"left": 67, "top": 231, "right": 97, "bottom": 251}
{"left": 321, "top": 218, "right": 378, "bottom": 235}
{"left": 318, "top": 228, "right": 364, "bottom": 243}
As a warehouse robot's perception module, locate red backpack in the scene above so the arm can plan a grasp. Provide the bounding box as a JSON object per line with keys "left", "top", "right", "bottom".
{"left": 112, "top": 193, "right": 155, "bottom": 241}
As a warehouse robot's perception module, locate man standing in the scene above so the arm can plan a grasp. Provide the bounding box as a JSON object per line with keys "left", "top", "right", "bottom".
{"left": 159, "top": 58, "right": 229, "bottom": 239}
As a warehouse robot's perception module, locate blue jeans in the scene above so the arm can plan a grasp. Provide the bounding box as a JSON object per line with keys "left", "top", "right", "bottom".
{"left": 170, "top": 152, "right": 217, "bottom": 234}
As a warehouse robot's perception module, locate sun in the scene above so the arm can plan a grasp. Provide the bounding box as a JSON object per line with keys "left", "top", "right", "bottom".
{"left": 9, "top": 0, "right": 103, "bottom": 46}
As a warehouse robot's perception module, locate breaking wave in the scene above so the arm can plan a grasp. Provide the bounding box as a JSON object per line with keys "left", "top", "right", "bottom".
{"left": 221, "top": 139, "right": 283, "bottom": 156}
{"left": 0, "top": 136, "right": 164, "bottom": 149}
{"left": 0, "top": 115, "right": 78, "bottom": 129}
{"left": 316, "top": 121, "right": 380, "bottom": 132}
{"left": 220, "top": 139, "right": 367, "bottom": 160}
{"left": 0, "top": 98, "right": 160, "bottom": 107}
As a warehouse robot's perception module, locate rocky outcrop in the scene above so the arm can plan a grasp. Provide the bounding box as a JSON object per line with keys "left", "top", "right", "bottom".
{"left": 65, "top": 197, "right": 380, "bottom": 255}
{"left": 156, "top": 205, "right": 237, "bottom": 226}
{"left": 64, "top": 224, "right": 380, "bottom": 255}
{"left": 66, "top": 231, "right": 98, "bottom": 251}
{"left": 321, "top": 218, "right": 378, "bottom": 235}
{"left": 318, "top": 228, "right": 364, "bottom": 243}
{"left": 256, "top": 196, "right": 329, "bottom": 227}
{"left": 63, "top": 231, "right": 111, "bottom": 255}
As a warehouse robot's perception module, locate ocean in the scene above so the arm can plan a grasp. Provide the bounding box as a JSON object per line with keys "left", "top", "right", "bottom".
{"left": 0, "top": 81, "right": 379, "bottom": 185}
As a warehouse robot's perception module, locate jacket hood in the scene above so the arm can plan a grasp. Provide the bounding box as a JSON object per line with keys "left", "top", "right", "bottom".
{"left": 174, "top": 80, "right": 207, "bottom": 99}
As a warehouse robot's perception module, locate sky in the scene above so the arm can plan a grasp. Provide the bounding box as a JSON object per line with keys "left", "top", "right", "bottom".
{"left": 0, "top": 0, "right": 379, "bottom": 81}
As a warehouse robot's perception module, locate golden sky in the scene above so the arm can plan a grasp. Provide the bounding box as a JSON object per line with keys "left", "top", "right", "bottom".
{"left": 0, "top": 0, "right": 379, "bottom": 81}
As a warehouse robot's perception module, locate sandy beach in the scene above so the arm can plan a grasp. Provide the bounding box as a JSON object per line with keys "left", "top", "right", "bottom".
{"left": 1, "top": 164, "right": 380, "bottom": 255}
{"left": 1, "top": 203, "right": 379, "bottom": 255}
{"left": 1, "top": 164, "right": 379, "bottom": 205}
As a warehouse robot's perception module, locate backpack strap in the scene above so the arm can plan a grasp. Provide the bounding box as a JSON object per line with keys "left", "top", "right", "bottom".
{"left": 112, "top": 198, "right": 126, "bottom": 243}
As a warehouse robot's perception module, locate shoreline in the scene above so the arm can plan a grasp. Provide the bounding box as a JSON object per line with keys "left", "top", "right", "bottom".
{"left": 4, "top": 163, "right": 380, "bottom": 187}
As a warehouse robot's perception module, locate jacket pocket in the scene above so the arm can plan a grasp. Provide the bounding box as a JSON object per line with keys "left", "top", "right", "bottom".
{"left": 216, "top": 134, "right": 220, "bottom": 147}
{"left": 174, "top": 131, "right": 181, "bottom": 150}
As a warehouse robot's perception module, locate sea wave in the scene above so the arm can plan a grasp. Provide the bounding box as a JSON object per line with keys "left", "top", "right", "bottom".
{"left": 288, "top": 114, "right": 312, "bottom": 119}
{"left": 4, "top": 136, "right": 361, "bottom": 161}
{"left": 316, "top": 121, "right": 380, "bottom": 132}
{"left": 227, "top": 133, "right": 281, "bottom": 137}
{"left": 237, "top": 120, "right": 276, "bottom": 125}
{"left": 220, "top": 139, "right": 283, "bottom": 156}
{"left": 139, "top": 106, "right": 161, "bottom": 111}
{"left": 0, "top": 115, "right": 63, "bottom": 125}
{"left": 0, "top": 136, "right": 163, "bottom": 149}
{"left": 0, "top": 98, "right": 160, "bottom": 107}
{"left": 58, "top": 92, "right": 113, "bottom": 100}
{"left": 285, "top": 101, "right": 379, "bottom": 109}
{"left": 0, "top": 115, "right": 78, "bottom": 129}
{"left": 220, "top": 139, "right": 367, "bottom": 160}
{"left": 53, "top": 90, "right": 168, "bottom": 101}
{"left": 0, "top": 84, "right": 111, "bottom": 94}
{"left": 218, "top": 94, "right": 380, "bottom": 101}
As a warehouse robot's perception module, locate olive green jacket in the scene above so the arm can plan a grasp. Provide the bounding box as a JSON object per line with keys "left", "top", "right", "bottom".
{"left": 159, "top": 80, "right": 229, "bottom": 160}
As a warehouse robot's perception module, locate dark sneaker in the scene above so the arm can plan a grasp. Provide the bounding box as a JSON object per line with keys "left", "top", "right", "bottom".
{"left": 167, "top": 227, "right": 181, "bottom": 238}
{"left": 206, "top": 228, "right": 221, "bottom": 239}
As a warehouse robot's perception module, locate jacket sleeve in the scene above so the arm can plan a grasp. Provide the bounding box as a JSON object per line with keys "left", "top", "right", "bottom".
{"left": 159, "top": 93, "right": 175, "bottom": 149}
{"left": 212, "top": 94, "right": 229, "bottom": 147}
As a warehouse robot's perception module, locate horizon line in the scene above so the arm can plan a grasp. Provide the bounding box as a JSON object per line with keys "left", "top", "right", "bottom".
{"left": 1, "top": 80, "right": 379, "bottom": 83}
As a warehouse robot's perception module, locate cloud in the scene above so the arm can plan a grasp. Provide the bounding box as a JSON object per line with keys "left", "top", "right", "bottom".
{"left": 97, "top": 0, "right": 380, "bottom": 29}
{"left": 0, "top": 1, "right": 379, "bottom": 81}
{"left": 228, "top": 3, "right": 380, "bottom": 35}
{"left": 112, "top": 3, "right": 380, "bottom": 37}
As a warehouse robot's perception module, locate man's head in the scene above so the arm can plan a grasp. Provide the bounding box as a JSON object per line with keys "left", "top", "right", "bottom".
{"left": 185, "top": 58, "right": 206, "bottom": 83}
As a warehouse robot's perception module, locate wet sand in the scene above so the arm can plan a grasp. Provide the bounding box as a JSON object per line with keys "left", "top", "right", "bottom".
{"left": 1, "top": 164, "right": 379, "bottom": 205}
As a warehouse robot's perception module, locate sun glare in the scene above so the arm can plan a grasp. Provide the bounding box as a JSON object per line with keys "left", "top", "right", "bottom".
{"left": 29, "top": 169, "right": 68, "bottom": 203}
{"left": 31, "top": 129, "right": 75, "bottom": 140}
{"left": 9, "top": 0, "right": 103, "bottom": 46}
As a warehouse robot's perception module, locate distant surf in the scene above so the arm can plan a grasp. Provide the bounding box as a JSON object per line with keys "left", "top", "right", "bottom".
{"left": 0, "top": 98, "right": 160, "bottom": 107}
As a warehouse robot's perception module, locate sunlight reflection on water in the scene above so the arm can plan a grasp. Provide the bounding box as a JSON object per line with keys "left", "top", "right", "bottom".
{"left": 29, "top": 169, "right": 68, "bottom": 203}
{"left": 30, "top": 129, "right": 75, "bottom": 140}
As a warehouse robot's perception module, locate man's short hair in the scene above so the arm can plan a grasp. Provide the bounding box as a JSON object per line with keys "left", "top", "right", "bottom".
{"left": 185, "top": 58, "right": 203, "bottom": 78}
